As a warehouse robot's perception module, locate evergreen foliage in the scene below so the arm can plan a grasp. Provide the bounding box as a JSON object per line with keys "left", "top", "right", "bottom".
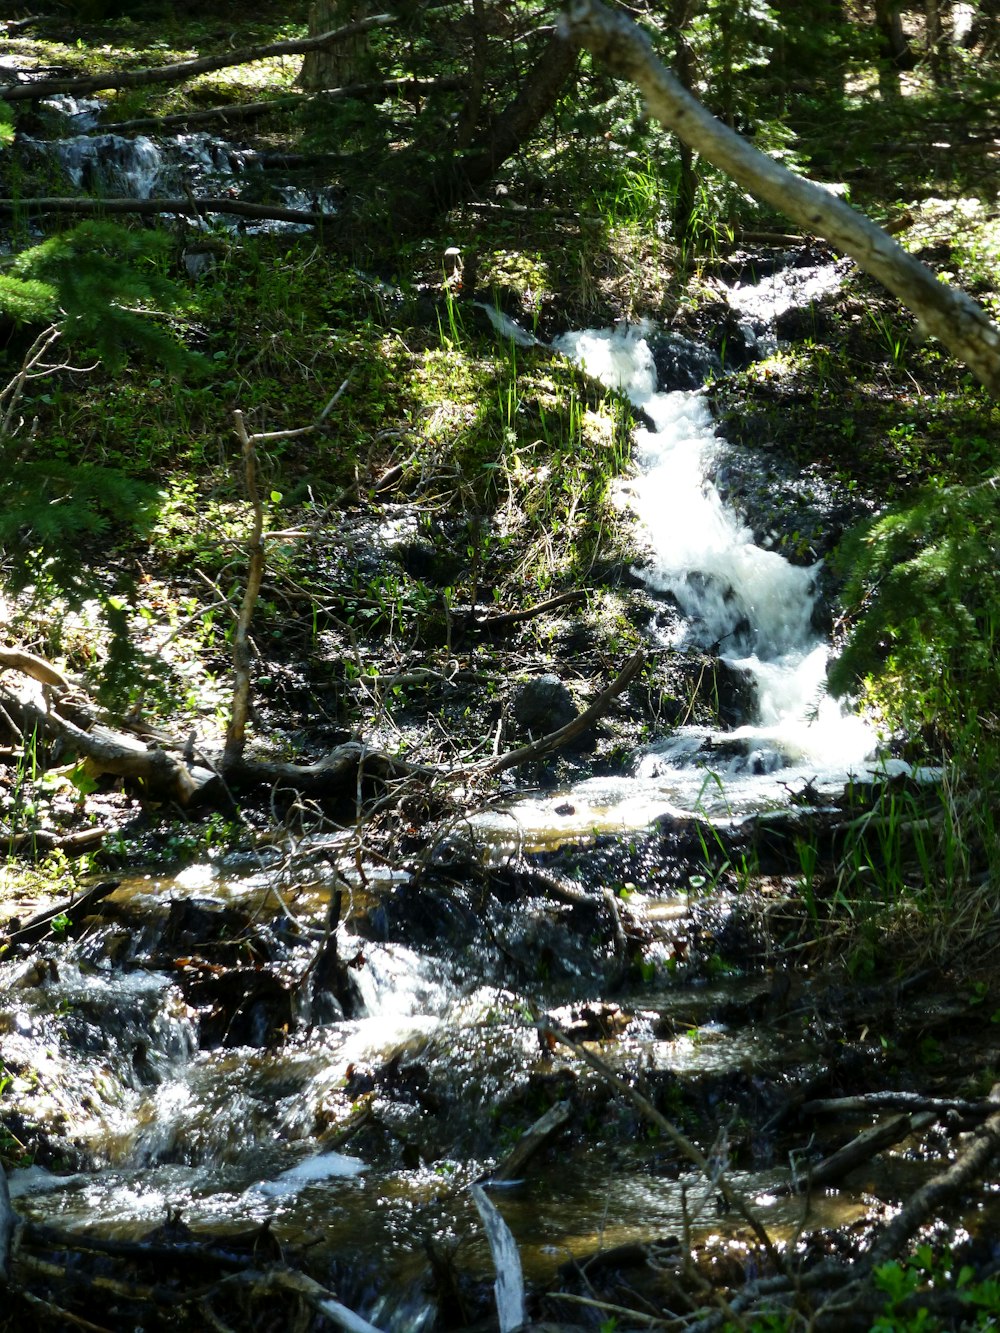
{"left": 7, "top": 221, "right": 194, "bottom": 372}
{"left": 0, "top": 460, "right": 158, "bottom": 548}
{"left": 0, "top": 220, "right": 196, "bottom": 703}
{"left": 829, "top": 479, "right": 1000, "bottom": 744}
{"left": 0, "top": 273, "right": 57, "bottom": 324}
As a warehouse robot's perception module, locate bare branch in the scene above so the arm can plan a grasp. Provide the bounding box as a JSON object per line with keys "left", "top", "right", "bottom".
{"left": 0, "top": 15, "right": 399, "bottom": 102}
{"left": 482, "top": 648, "right": 644, "bottom": 775}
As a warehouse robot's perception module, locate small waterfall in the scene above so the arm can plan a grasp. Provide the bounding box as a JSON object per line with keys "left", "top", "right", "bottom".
{"left": 41, "top": 133, "right": 165, "bottom": 198}
{"left": 552, "top": 315, "right": 875, "bottom": 813}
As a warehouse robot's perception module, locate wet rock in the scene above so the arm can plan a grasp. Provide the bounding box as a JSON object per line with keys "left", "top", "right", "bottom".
{"left": 711, "top": 440, "right": 871, "bottom": 566}
{"left": 775, "top": 302, "right": 836, "bottom": 342}
{"left": 649, "top": 331, "right": 723, "bottom": 390}
{"left": 715, "top": 661, "right": 758, "bottom": 728}
{"left": 512, "top": 673, "right": 579, "bottom": 734}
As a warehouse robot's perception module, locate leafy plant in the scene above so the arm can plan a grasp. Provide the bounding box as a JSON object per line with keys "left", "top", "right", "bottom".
{"left": 829, "top": 477, "right": 1000, "bottom": 745}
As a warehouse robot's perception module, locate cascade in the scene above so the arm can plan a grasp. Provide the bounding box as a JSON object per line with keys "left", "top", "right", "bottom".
{"left": 488, "top": 277, "right": 878, "bottom": 839}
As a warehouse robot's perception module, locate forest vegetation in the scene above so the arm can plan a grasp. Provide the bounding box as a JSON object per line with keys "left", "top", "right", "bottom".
{"left": 0, "top": 0, "right": 1000, "bottom": 1329}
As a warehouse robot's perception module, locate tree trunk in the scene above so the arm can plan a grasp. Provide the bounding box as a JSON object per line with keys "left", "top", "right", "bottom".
{"left": 391, "top": 31, "right": 580, "bottom": 225}
{"left": 299, "top": 0, "right": 373, "bottom": 90}
{"left": 560, "top": 0, "right": 1000, "bottom": 398}
{"left": 925, "top": 0, "right": 952, "bottom": 83}
{"left": 667, "top": 0, "right": 696, "bottom": 243}
{"left": 874, "top": 0, "right": 915, "bottom": 68}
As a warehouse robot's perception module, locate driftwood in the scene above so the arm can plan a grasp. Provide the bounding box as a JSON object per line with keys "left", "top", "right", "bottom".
{"left": 0, "top": 15, "right": 399, "bottom": 102}
{"left": 471, "top": 1183, "right": 527, "bottom": 1333}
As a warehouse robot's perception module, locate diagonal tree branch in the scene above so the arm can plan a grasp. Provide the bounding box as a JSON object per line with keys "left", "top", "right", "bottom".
{"left": 559, "top": 0, "right": 1000, "bottom": 397}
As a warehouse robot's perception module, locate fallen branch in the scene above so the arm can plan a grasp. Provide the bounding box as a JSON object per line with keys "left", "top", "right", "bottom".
{"left": 483, "top": 647, "right": 645, "bottom": 775}
{"left": 464, "top": 589, "right": 588, "bottom": 630}
{"left": 560, "top": 0, "right": 1000, "bottom": 396}
{"left": 229, "top": 1268, "right": 385, "bottom": 1333}
{"left": 2, "top": 878, "right": 119, "bottom": 946}
{"left": 867, "top": 1085, "right": 1000, "bottom": 1269}
{"left": 0, "top": 16, "right": 44, "bottom": 34}
{"left": 786, "top": 1111, "right": 938, "bottom": 1194}
{"left": 0, "top": 14, "right": 399, "bottom": 102}
{"left": 0, "top": 197, "right": 330, "bottom": 226}
{"left": 0, "top": 646, "right": 70, "bottom": 690}
{"left": 802, "top": 1092, "right": 998, "bottom": 1119}
{"left": 486, "top": 1099, "right": 572, "bottom": 1183}
{"left": 2, "top": 825, "right": 106, "bottom": 857}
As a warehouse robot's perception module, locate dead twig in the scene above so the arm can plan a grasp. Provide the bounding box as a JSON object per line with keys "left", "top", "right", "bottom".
{"left": 482, "top": 648, "right": 645, "bottom": 775}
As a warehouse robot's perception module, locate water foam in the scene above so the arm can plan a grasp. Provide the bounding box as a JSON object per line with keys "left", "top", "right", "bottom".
{"left": 553, "top": 320, "right": 875, "bottom": 813}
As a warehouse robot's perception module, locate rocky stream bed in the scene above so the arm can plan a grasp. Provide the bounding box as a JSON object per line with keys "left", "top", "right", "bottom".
{"left": 2, "top": 54, "right": 1000, "bottom": 1332}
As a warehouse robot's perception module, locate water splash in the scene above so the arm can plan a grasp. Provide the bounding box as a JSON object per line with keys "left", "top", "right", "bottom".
{"left": 548, "top": 318, "right": 875, "bottom": 817}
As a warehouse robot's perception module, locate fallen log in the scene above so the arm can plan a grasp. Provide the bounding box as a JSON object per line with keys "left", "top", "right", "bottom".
{"left": 461, "top": 590, "right": 588, "bottom": 631}
{"left": 0, "top": 14, "right": 399, "bottom": 101}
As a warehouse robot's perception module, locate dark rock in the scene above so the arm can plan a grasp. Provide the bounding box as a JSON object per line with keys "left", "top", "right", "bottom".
{"left": 715, "top": 660, "right": 758, "bottom": 728}
{"left": 649, "top": 332, "right": 723, "bottom": 391}
{"left": 512, "top": 673, "right": 579, "bottom": 734}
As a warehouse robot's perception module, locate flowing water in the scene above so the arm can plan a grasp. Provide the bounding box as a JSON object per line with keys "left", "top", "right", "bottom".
{"left": 3, "top": 861, "right": 876, "bottom": 1328}
{"left": 22, "top": 106, "right": 339, "bottom": 227}
{"left": 2, "top": 119, "right": 916, "bottom": 1324}
{"left": 483, "top": 288, "right": 882, "bottom": 850}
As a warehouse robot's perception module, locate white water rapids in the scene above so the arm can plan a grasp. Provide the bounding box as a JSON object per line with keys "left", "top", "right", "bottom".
{"left": 489, "top": 316, "right": 880, "bottom": 840}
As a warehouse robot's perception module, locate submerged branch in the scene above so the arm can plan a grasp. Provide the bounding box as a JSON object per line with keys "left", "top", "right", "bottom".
{"left": 538, "top": 1014, "right": 783, "bottom": 1268}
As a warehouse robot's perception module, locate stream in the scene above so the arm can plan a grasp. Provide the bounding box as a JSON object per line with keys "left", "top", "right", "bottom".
{"left": 1, "top": 111, "right": 951, "bottom": 1330}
